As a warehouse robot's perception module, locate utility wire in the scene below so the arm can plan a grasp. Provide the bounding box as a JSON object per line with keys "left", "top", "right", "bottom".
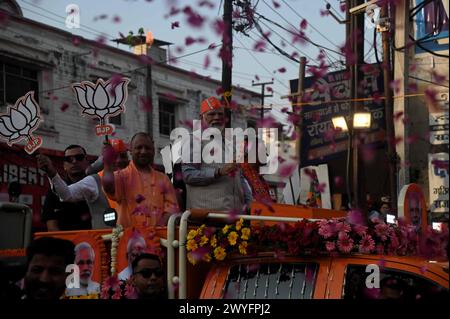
{"left": 19, "top": 2, "right": 115, "bottom": 41}
{"left": 276, "top": 0, "right": 342, "bottom": 50}
{"left": 257, "top": 20, "right": 317, "bottom": 62}
{"left": 235, "top": 35, "right": 290, "bottom": 90}
{"left": 255, "top": 10, "right": 344, "bottom": 57}
{"left": 259, "top": 19, "right": 340, "bottom": 70}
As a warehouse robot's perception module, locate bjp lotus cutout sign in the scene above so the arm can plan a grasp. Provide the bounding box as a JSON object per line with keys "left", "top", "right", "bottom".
{"left": 72, "top": 77, "right": 130, "bottom": 137}
{"left": 0, "top": 91, "right": 43, "bottom": 154}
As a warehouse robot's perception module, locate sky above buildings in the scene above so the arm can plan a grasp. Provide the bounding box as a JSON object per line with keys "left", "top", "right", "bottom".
{"left": 15, "top": 0, "right": 375, "bottom": 126}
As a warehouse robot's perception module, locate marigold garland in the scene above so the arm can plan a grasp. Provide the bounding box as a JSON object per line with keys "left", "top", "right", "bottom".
{"left": 99, "top": 225, "right": 138, "bottom": 299}
{"left": 187, "top": 219, "right": 250, "bottom": 265}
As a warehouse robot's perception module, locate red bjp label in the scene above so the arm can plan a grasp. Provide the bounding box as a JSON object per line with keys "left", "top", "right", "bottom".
{"left": 95, "top": 124, "right": 114, "bottom": 136}
{"left": 25, "top": 136, "right": 43, "bottom": 155}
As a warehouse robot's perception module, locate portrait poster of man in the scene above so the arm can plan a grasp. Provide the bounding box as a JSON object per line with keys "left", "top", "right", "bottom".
{"left": 117, "top": 228, "right": 162, "bottom": 282}
{"left": 398, "top": 184, "right": 428, "bottom": 232}
{"left": 298, "top": 164, "right": 332, "bottom": 209}
{"left": 64, "top": 233, "right": 104, "bottom": 297}
{"left": 32, "top": 231, "right": 107, "bottom": 297}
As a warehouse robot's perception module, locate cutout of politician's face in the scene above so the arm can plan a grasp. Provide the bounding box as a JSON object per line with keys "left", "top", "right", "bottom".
{"left": 75, "top": 248, "right": 94, "bottom": 286}
{"left": 128, "top": 240, "right": 147, "bottom": 266}
{"left": 409, "top": 194, "right": 421, "bottom": 227}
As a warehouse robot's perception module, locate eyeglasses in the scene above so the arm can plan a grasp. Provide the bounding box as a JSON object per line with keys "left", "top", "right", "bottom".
{"left": 64, "top": 154, "right": 86, "bottom": 163}
{"left": 134, "top": 268, "right": 164, "bottom": 279}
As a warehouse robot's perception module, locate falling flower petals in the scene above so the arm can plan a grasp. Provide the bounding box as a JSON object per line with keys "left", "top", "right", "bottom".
{"left": 60, "top": 103, "right": 69, "bottom": 112}
{"left": 300, "top": 19, "right": 308, "bottom": 30}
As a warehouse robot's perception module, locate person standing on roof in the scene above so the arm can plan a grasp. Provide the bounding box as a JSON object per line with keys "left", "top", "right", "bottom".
{"left": 102, "top": 132, "right": 179, "bottom": 227}
{"left": 37, "top": 140, "right": 129, "bottom": 229}
{"left": 181, "top": 96, "right": 252, "bottom": 213}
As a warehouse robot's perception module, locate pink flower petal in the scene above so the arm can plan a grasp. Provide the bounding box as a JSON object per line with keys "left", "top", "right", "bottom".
{"left": 300, "top": 19, "right": 308, "bottom": 30}
{"left": 279, "top": 162, "right": 297, "bottom": 177}
{"left": 139, "top": 96, "right": 152, "bottom": 112}
{"left": 112, "top": 15, "right": 121, "bottom": 23}
{"left": 203, "top": 54, "right": 210, "bottom": 69}
{"left": 135, "top": 194, "right": 146, "bottom": 204}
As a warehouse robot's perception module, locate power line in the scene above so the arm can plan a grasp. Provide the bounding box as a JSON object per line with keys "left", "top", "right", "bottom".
{"left": 272, "top": 0, "right": 343, "bottom": 50}
{"left": 233, "top": 44, "right": 299, "bottom": 66}
{"left": 409, "top": 75, "right": 449, "bottom": 88}
{"left": 247, "top": 31, "right": 303, "bottom": 72}
{"left": 256, "top": 8, "right": 344, "bottom": 58}
{"left": 257, "top": 19, "right": 340, "bottom": 70}
{"left": 320, "top": 0, "right": 377, "bottom": 61}
{"left": 177, "top": 57, "right": 275, "bottom": 79}
{"left": 235, "top": 35, "right": 290, "bottom": 91}
{"left": 258, "top": 0, "right": 345, "bottom": 67}
{"left": 255, "top": 20, "right": 315, "bottom": 61}
{"left": 19, "top": 3, "right": 114, "bottom": 41}
{"left": 322, "top": 0, "right": 344, "bottom": 19}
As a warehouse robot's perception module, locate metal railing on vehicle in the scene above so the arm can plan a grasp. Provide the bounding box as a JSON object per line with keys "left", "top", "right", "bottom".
{"left": 164, "top": 209, "right": 322, "bottom": 299}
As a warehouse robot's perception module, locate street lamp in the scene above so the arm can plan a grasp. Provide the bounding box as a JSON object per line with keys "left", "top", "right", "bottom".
{"left": 353, "top": 112, "right": 372, "bottom": 129}
{"left": 332, "top": 112, "right": 372, "bottom": 210}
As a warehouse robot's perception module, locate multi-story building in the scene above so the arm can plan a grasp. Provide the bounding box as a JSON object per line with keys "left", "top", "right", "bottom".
{"left": 393, "top": 0, "right": 448, "bottom": 224}
{"left": 0, "top": 0, "right": 261, "bottom": 229}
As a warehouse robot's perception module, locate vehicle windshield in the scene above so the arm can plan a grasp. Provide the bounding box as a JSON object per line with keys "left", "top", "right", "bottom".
{"left": 343, "top": 264, "right": 449, "bottom": 300}
{"left": 222, "top": 262, "right": 318, "bottom": 299}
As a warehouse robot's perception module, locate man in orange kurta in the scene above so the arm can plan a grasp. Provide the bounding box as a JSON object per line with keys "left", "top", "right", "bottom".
{"left": 102, "top": 133, "right": 179, "bottom": 228}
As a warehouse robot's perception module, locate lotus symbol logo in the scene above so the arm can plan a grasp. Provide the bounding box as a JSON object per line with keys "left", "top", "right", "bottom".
{"left": 72, "top": 77, "right": 130, "bottom": 136}
{"left": 0, "top": 91, "right": 43, "bottom": 154}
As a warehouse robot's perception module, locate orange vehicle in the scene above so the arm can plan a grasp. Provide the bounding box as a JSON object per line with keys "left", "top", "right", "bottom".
{"left": 188, "top": 204, "right": 449, "bottom": 300}
{"left": 199, "top": 254, "right": 448, "bottom": 299}
{"left": 5, "top": 202, "right": 447, "bottom": 300}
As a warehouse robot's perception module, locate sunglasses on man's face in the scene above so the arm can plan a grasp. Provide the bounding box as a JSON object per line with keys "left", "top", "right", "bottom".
{"left": 134, "top": 268, "right": 164, "bottom": 279}
{"left": 64, "top": 154, "right": 86, "bottom": 163}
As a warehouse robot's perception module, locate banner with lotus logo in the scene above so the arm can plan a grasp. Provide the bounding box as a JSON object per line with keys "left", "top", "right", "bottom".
{"left": 72, "top": 77, "right": 130, "bottom": 137}
{"left": 0, "top": 91, "right": 43, "bottom": 154}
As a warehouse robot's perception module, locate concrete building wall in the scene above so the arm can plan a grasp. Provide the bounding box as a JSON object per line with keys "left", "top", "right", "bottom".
{"left": 393, "top": 0, "right": 449, "bottom": 215}
{"left": 1, "top": 12, "right": 259, "bottom": 166}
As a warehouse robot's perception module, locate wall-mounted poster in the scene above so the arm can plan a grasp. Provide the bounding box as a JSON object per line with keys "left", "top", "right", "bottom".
{"left": 298, "top": 164, "right": 332, "bottom": 209}
{"left": 428, "top": 153, "right": 449, "bottom": 213}
{"left": 429, "top": 112, "right": 449, "bottom": 145}
{"left": 397, "top": 183, "right": 428, "bottom": 232}
{"left": 290, "top": 68, "right": 385, "bottom": 166}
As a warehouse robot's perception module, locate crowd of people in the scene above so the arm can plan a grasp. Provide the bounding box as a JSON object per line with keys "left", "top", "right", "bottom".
{"left": 1, "top": 96, "right": 276, "bottom": 300}
{"left": 1, "top": 96, "right": 406, "bottom": 300}
{"left": 35, "top": 96, "right": 273, "bottom": 232}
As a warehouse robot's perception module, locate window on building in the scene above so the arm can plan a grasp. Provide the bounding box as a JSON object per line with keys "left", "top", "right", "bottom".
{"left": 343, "top": 264, "right": 448, "bottom": 300}
{"left": 0, "top": 62, "right": 39, "bottom": 109}
{"left": 159, "top": 100, "right": 176, "bottom": 136}
{"left": 222, "top": 262, "right": 318, "bottom": 299}
{"left": 414, "top": 0, "right": 449, "bottom": 52}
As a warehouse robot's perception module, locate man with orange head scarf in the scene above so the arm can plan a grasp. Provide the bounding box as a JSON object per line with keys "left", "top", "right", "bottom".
{"left": 181, "top": 96, "right": 252, "bottom": 213}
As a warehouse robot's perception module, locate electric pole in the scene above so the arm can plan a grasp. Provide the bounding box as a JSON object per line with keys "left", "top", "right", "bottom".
{"left": 380, "top": 3, "right": 398, "bottom": 208}
{"left": 280, "top": 57, "right": 306, "bottom": 205}
{"left": 348, "top": 0, "right": 365, "bottom": 211}
{"left": 252, "top": 80, "right": 274, "bottom": 121}
{"left": 222, "top": 0, "right": 233, "bottom": 127}
{"left": 295, "top": 57, "right": 306, "bottom": 164}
